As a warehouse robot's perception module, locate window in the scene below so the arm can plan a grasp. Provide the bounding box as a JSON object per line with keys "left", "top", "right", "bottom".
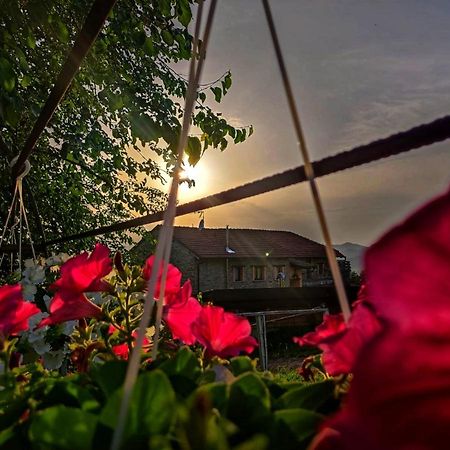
{"left": 253, "top": 265, "right": 266, "bottom": 281}
{"left": 273, "top": 265, "right": 286, "bottom": 280}
{"left": 232, "top": 265, "right": 245, "bottom": 282}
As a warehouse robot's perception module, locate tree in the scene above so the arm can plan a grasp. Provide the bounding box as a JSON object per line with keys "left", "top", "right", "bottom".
{"left": 0, "top": 0, "right": 250, "bottom": 254}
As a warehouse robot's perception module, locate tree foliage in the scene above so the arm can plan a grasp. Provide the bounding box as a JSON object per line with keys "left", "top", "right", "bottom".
{"left": 0, "top": 0, "right": 249, "bottom": 253}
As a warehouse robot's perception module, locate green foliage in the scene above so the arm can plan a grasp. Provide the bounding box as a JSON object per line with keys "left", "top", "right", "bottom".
{"left": 0, "top": 0, "right": 251, "bottom": 254}
{"left": 0, "top": 347, "right": 343, "bottom": 450}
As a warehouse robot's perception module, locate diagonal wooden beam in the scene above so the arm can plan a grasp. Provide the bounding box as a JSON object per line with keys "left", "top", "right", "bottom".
{"left": 11, "top": 0, "right": 117, "bottom": 180}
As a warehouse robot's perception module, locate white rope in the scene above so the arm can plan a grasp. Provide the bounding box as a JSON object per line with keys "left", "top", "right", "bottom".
{"left": 109, "top": 2, "right": 217, "bottom": 449}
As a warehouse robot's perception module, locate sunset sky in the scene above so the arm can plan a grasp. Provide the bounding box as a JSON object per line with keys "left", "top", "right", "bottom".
{"left": 171, "top": 0, "right": 450, "bottom": 246}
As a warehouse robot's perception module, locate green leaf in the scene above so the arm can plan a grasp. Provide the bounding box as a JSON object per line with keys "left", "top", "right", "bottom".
{"left": 227, "top": 373, "right": 271, "bottom": 434}
{"left": 158, "top": 0, "right": 172, "bottom": 17}
{"left": 273, "top": 408, "right": 323, "bottom": 445}
{"left": 186, "top": 136, "right": 202, "bottom": 166}
{"left": 198, "top": 91, "right": 206, "bottom": 103}
{"left": 29, "top": 406, "right": 98, "bottom": 450}
{"left": 159, "top": 346, "right": 201, "bottom": 381}
{"left": 211, "top": 86, "right": 222, "bottom": 103}
{"left": 230, "top": 356, "right": 255, "bottom": 376}
{"left": 99, "top": 370, "right": 176, "bottom": 444}
{"left": 26, "top": 32, "right": 36, "bottom": 49}
{"left": 161, "top": 29, "right": 174, "bottom": 46}
{"left": 276, "top": 379, "right": 335, "bottom": 411}
{"left": 177, "top": 0, "right": 192, "bottom": 27}
{"left": 129, "top": 113, "right": 161, "bottom": 143}
{"left": 0, "top": 57, "right": 16, "bottom": 92}
{"left": 50, "top": 16, "right": 69, "bottom": 43}
{"left": 224, "top": 72, "right": 232, "bottom": 90}
{"left": 90, "top": 360, "right": 128, "bottom": 397}
{"left": 194, "top": 382, "right": 228, "bottom": 414}
{"left": 249, "top": 125, "right": 254, "bottom": 137}
{"left": 20, "top": 75, "right": 31, "bottom": 87}
{"left": 143, "top": 36, "right": 156, "bottom": 56}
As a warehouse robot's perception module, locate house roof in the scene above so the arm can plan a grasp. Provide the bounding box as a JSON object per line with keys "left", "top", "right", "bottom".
{"left": 151, "top": 226, "right": 344, "bottom": 259}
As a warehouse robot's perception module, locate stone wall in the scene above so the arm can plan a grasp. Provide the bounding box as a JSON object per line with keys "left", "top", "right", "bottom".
{"left": 170, "top": 241, "right": 199, "bottom": 294}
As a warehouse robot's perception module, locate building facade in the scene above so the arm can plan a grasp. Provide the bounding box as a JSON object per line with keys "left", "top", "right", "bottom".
{"left": 131, "top": 226, "right": 348, "bottom": 295}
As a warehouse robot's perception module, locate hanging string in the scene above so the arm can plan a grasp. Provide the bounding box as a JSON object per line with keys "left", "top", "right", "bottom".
{"left": 0, "top": 158, "right": 35, "bottom": 273}
{"left": 261, "top": 0, "right": 351, "bottom": 321}
{"left": 109, "top": 1, "right": 217, "bottom": 449}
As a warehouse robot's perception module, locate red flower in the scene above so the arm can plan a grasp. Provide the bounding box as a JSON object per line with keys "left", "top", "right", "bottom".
{"left": 38, "top": 291, "right": 102, "bottom": 328}
{"left": 314, "top": 186, "right": 450, "bottom": 449}
{"left": 365, "top": 186, "right": 450, "bottom": 332}
{"left": 51, "top": 243, "right": 112, "bottom": 293}
{"left": 0, "top": 284, "right": 39, "bottom": 336}
{"left": 108, "top": 325, "right": 151, "bottom": 360}
{"left": 164, "top": 280, "right": 201, "bottom": 345}
{"left": 293, "top": 285, "right": 381, "bottom": 375}
{"left": 321, "top": 327, "right": 450, "bottom": 450}
{"left": 142, "top": 255, "right": 182, "bottom": 300}
{"left": 39, "top": 244, "right": 111, "bottom": 327}
{"left": 191, "top": 305, "right": 258, "bottom": 358}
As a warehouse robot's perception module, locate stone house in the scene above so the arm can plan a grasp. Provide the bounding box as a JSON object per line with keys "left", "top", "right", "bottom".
{"left": 131, "top": 226, "right": 347, "bottom": 295}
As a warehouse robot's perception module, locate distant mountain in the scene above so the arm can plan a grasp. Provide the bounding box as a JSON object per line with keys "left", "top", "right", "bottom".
{"left": 334, "top": 242, "right": 367, "bottom": 274}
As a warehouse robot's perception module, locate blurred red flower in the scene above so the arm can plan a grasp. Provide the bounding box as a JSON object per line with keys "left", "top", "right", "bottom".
{"left": 312, "top": 186, "right": 450, "bottom": 450}
{"left": 142, "top": 255, "right": 182, "bottom": 300}
{"left": 164, "top": 280, "right": 201, "bottom": 345}
{"left": 192, "top": 305, "right": 258, "bottom": 358}
{"left": 365, "top": 186, "right": 450, "bottom": 332}
{"left": 0, "top": 284, "right": 39, "bottom": 336}
{"left": 293, "top": 284, "right": 381, "bottom": 376}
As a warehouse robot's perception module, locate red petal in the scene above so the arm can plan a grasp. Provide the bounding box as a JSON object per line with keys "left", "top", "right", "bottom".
{"left": 142, "top": 255, "right": 182, "bottom": 299}
{"left": 165, "top": 296, "right": 201, "bottom": 345}
{"left": 192, "top": 306, "right": 258, "bottom": 358}
{"left": 365, "top": 187, "right": 450, "bottom": 331}
{"left": 38, "top": 291, "right": 102, "bottom": 327}
{"left": 51, "top": 244, "right": 112, "bottom": 293}
{"left": 0, "top": 284, "right": 40, "bottom": 336}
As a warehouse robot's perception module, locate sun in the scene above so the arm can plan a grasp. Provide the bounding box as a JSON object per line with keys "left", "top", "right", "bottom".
{"left": 178, "top": 157, "right": 209, "bottom": 201}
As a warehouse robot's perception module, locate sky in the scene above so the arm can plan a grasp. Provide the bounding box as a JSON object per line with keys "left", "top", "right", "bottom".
{"left": 170, "top": 0, "right": 450, "bottom": 246}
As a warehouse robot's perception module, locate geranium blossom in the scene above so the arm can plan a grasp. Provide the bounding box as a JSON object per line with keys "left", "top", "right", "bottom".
{"left": 39, "top": 244, "right": 112, "bottom": 327}
{"left": 312, "top": 186, "right": 450, "bottom": 449}
{"left": 142, "top": 255, "right": 182, "bottom": 300}
{"left": 164, "top": 280, "right": 201, "bottom": 345}
{"left": 293, "top": 285, "right": 381, "bottom": 375}
{"left": 51, "top": 243, "right": 112, "bottom": 292}
{"left": 38, "top": 291, "right": 102, "bottom": 328}
{"left": 365, "top": 186, "right": 450, "bottom": 332}
{"left": 191, "top": 305, "right": 258, "bottom": 358}
{"left": 0, "top": 284, "right": 40, "bottom": 336}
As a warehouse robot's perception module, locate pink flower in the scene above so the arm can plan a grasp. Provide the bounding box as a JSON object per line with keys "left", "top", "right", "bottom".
{"left": 293, "top": 284, "right": 381, "bottom": 376}
{"left": 142, "top": 255, "right": 182, "bottom": 300}
{"left": 39, "top": 244, "right": 111, "bottom": 327}
{"left": 191, "top": 305, "right": 258, "bottom": 358}
{"left": 164, "top": 280, "right": 201, "bottom": 345}
{"left": 0, "top": 284, "right": 40, "bottom": 336}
